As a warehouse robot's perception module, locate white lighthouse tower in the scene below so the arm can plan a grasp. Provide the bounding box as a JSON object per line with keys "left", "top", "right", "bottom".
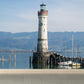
{"left": 37, "top": 3, "right": 48, "bottom": 52}
{"left": 33, "top": 1, "right": 60, "bottom": 65}
{"left": 33, "top": 2, "right": 52, "bottom": 64}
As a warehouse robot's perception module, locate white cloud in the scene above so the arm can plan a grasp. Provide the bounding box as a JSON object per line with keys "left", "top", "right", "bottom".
{"left": 47, "top": 0, "right": 84, "bottom": 32}
{"left": 0, "top": 0, "right": 84, "bottom": 32}
{"left": 17, "top": 14, "right": 37, "bottom": 20}
{"left": 0, "top": 22, "right": 38, "bottom": 33}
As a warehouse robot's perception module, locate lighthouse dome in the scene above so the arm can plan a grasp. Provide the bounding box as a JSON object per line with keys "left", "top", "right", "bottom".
{"left": 40, "top": 4, "right": 46, "bottom": 11}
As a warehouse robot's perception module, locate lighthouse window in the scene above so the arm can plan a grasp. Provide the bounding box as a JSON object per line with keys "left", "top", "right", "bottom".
{"left": 44, "top": 29, "right": 45, "bottom": 32}
{"left": 39, "top": 23, "right": 43, "bottom": 26}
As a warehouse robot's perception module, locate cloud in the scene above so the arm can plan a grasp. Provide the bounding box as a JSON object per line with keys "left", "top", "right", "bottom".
{"left": 0, "top": 0, "right": 84, "bottom": 32}
{"left": 47, "top": 0, "right": 84, "bottom": 32}
{"left": 17, "top": 14, "right": 37, "bottom": 20}
{"left": 0, "top": 22, "right": 38, "bottom": 33}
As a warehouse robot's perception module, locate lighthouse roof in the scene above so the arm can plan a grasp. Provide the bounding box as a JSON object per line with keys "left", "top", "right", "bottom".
{"left": 40, "top": 3, "right": 46, "bottom": 11}
{"left": 40, "top": 4, "right": 46, "bottom": 6}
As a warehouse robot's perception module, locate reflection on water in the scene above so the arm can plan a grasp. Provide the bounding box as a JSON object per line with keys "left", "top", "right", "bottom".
{"left": 32, "top": 64, "right": 83, "bottom": 69}
{"left": 0, "top": 52, "right": 84, "bottom": 69}
{"left": 58, "top": 66, "right": 72, "bottom": 69}
{"left": 72, "top": 66, "right": 81, "bottom": 69}
{"left": 0, "top": 55, "right": 16, "bottom": 69}
{"left": 57, "top": 65, "right": 82, "bottom": 69}
{"left": 32, "top": 63, "right": 59, "bottom": 69}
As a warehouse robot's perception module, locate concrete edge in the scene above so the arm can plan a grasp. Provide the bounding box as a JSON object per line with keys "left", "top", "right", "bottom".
{"left": 0, "top": 69, "right": 84, "bottom": 74}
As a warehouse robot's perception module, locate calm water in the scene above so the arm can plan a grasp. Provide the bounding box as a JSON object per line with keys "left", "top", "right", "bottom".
{"left": 0, "top": 52, "right": 33, "bottom": 69}
{"left": 0, "top": 52, "right": 84, "bottom": 69}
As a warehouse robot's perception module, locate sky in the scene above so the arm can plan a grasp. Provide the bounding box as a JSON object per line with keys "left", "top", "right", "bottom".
{"left": 0, "top": 0, "right": 84, "bottom": 33}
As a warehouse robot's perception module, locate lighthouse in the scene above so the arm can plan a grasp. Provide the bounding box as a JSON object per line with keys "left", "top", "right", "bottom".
{"left": 37, "top": 3, "right": 48, "bottom": 52}
{"left": 33, "top": 2, "right": 52, "bottom": 64}
{"left": 32, "top": 2, "right": 62, "bottom": 66}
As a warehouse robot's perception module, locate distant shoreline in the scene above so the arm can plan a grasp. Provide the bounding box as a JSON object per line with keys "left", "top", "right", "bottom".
{"left": 0, "top": 69, "right": 84, "bottom": 74}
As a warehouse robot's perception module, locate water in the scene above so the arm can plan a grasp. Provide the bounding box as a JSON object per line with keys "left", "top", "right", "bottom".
{"left": 0, "top": 52, "right": 84, "bottom": 69}
{"left": 0, "top": 52, "right": 33, "bottom": 69}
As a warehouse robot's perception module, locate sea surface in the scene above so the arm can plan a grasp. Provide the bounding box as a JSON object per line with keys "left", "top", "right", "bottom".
{"left": 0, "top": 52, "right": 84, "bottom": 69}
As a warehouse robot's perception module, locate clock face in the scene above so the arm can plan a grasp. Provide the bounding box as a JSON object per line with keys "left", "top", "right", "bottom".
{"left": 40, "top": 23, "right": 43, "bottom": 26}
